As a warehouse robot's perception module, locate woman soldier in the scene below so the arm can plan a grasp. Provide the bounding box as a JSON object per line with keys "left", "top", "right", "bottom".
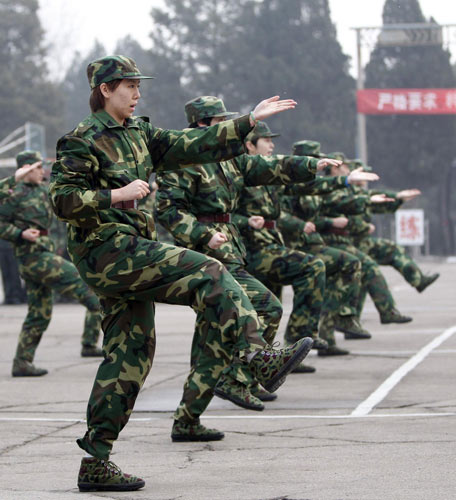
{"left": 49, "top": 55, "right": 313, "bottom": 492}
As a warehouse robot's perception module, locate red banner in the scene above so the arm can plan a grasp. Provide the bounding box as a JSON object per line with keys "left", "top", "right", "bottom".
{"left": 357, "top": 88, "right": 456, "bottom": 114}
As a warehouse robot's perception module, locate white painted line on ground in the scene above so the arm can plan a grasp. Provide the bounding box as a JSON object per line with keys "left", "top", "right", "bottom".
{"left": 351, "top": 325, "right": 456, "bottom": 417}
{"left": 0, "top": 412, "right": 455, "bottom": 423}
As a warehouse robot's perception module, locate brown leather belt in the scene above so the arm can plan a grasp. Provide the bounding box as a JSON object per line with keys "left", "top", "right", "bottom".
{"left": 112, "top": 200, "right": 138, "bottom": 209}
{"left": 328, "top": 227, "right": 349, "bottom": 236}
{"left": 263, "top": 220, "right": 277, "bottom": 230}
{"left": 39, "top": 229, "right": 49, "bottom": 236}
{"left": 197, "top": 213, "right": 232, "bottom": 223}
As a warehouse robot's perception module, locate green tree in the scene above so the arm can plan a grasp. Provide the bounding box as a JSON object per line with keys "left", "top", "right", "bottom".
{"left": 61, "top": 41, "right": 107, "bottom": 133}
{"left": 0, "top": 0, "right": 63, "bottom": 155}
{"left": 149, "top": 0, "right": 356, "bottom": 153}
{"left": 364, "top": 0, "right": 456, "bottom": 254}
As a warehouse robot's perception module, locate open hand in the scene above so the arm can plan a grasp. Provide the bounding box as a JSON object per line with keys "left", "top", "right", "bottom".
{"left": 15, "top": 161, "right": 42, "bottom": 182}
{"left": 347, "top": 167, "right": 379, "bottom": 184}
{"left": 251, "top": 96, "right": 297, "bottom": 123}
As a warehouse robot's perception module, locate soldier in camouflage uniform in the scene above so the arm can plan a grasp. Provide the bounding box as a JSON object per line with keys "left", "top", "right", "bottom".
{"left": 317, "top": 154, "right": 413, "bottom": 325}
{"left": 238, "top": 128, "right": 369, "bottom": 362}
{"left": 49, "top": 55, "right": 313, "bottom": 492}
{"left": 0, "top": 151, "right": 102, "bottom": 378}
{"left": 279, "top": 141, "right": 379, "bottom": 354}
{"left": 156, "top": 102, "right": 341, "bottom": 412}
{"left": 0, "top": 163, "right": 42, "bottom": 305}
{"left": 338, "top": 161, "right": 439, "bottom": 295}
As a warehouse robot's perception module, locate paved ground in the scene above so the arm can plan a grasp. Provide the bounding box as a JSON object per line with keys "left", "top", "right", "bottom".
{"left": 0, "top": 259, "right": 455, "bottom": 500}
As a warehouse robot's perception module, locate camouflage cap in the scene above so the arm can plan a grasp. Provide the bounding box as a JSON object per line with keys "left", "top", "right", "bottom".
{"left": 245, "top": 121, "right": 280, "bottom": 143}
{"left": 87, "top": 55, "right": 154, "bottom": 90}
{"left": 292, "top": 140, "right": 327, "bottom": 158}
{"left": 347, "top": 158, "right": 373, "bottom": 172}
{"left": 16, "top": 150, "right": 42, "bottom": 169}
{"left": 329, "top": 152, "right": 347, "bottom": 162}
{"left": 185, "top": 96, "right": 237, "bottom": 124}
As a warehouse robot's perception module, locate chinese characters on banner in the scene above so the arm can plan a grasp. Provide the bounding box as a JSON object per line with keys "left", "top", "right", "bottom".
{"left": 357, "top": 89, "right": 456, "bottom": 114}
{"left": 395, "top": 210, "right": 425, "bottom": 246}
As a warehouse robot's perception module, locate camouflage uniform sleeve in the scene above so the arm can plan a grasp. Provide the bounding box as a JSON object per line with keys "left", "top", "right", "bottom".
{"left": 314, "top": 215, "right": 335, "bottom": 233}
{"left": 278, "top": 208, "right": 310, "bottom": 246}
{"left": 0, "top": 176, "right": 15, "bottom": 200}
{"left": 367, "top": 188, "right": 403, "bottom": 214}
{"left": 0, "top": 191, "right": 24, "bottom": 242}
{"left": 236, "top": 154, "right": 317, "bottom": 186}
{"left": 286, "top": 175, "right": 347, "bottom": 196}
{"left": 148, "top": 115, "right": 253, "bottom": 172}
{"left": 155, "top": 170, "right": 216, "bottom": 248}
{"left": 49, "top": 136, "right": 112, "bottom": 228}
{"left": 321, "top": 189, "right": 369, "bottom": 217}
{"left": 347, "top": 214, "right": 371, "bottom": 236}
{"left": 231, "top": 212, "right": 250, "bottom": 231}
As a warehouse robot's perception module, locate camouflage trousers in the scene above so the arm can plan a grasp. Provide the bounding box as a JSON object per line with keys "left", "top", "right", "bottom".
{"left": 15, "top": 251, "right": 101, "bottom": 363}
{"left": 306, "top": 244, "right": 362, "bottom": 346}
{"left": 245, "top": 244, "right": 325, "bottom": 343}
{"left": 73, "top": 233, "right": 265, "bottom": 460}
{"left": 322, "top": 239, "right": 396, "bottom": 318}
{"left": 357, "top": 236, "right": 424, "bottom": 288}
{"left": 191, "top": 262, "right": 282, "bottom": 387}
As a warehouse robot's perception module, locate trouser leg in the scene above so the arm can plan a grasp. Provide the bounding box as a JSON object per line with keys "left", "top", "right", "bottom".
{"left": 14, "top": 278, "right": 52, "bottom": 362}
{"left": 246, "top": 246, "right": 325, "bottom": 343}
{"left": 75, "top": 235, "right": 264, "bottom": 457}
{"left": 367, "top": 237, "right": 423, "bottom": 288}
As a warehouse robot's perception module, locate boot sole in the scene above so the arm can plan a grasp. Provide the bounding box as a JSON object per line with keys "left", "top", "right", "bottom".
{"left": 171, "top": 433, "right": 224, "bottom": 442}
{"left": 380, "top": 318, "right": 413, "bottom": 324}
{"left": 263, "top": 338, "right": 313, "bottom": 393}
{"left": 336, "top": 326, "right": 371, "bottom": 339}
{"left": 78, "top": 480, "right": 145, "bottom": 491}
{"left": 12, "top": 371, "right": 48, "bottom": 377}
{"left": 214, "top": 388, "right": 264, "bottom": 411}
{"left": 291, "top": 365, "right": 316, "bottom": 373}
{"left": 343, "top": 333, "right": 371, "bottom": 340}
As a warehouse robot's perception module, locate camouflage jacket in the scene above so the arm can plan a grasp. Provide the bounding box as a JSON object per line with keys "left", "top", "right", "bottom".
{"left": 155, "top": 154, "right": 317, "bottom": 265}
{"left": 49, "top": 110, "right": 253, "bottom": 264}
{"left": 318, "top": 186, "right": 371, "bottom": 245}
{"left": 0, "top": 181, "right": 54, "bottom": 257}
{"left": 344, "top": 186, "right": 403, "bottom": 239}
{"left": 234, "top": 175, "right": 349, "bottom": 251}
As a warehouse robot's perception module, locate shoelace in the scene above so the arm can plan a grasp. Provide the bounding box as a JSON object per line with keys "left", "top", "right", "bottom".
{"left": 100, "top": 460, "right": 121, "bottom": 475}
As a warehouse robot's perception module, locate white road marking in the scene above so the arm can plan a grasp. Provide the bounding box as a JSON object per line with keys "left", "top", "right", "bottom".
{"left": 351, "top": 325, "right": 456, "bottom": 417}
{"left": 0, "top": 412, "right": 455, "bottom": 423}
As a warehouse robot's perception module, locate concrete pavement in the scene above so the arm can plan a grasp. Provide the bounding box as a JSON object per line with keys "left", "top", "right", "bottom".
{"left": 0, "top": 259, "right": 455, "bottom": 499}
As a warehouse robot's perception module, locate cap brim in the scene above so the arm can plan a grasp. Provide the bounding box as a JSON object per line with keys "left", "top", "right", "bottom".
{"left": 211, "top": 111, "right": 238, "bottom": 118}
{"left": 123, "top": 75, "right": 155, "bottom": 80}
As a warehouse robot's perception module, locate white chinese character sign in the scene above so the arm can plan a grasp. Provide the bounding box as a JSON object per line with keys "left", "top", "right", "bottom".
{"left": 395, "top": 209, "right": 425, "bottom": 246}
{"left": 357, "top": 89, "right": 456, "bottom": 114}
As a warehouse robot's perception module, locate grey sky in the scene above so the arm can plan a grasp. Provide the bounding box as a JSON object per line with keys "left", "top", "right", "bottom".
{"left": 38, "top": 0, "right": 456, "bottom": 80}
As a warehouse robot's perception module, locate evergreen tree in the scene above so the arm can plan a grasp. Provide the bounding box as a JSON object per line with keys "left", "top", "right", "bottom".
{"left": 364, "top": 0, "right": 456, "bottom": 254}
{"left": 148, "top": 0, "right": 355, "bottom": 153}
{"left": 0, "top": 0, "right": 63, "bottom": 154}
{"left": 61, "top": 41, "right": 107, "bottom": 133}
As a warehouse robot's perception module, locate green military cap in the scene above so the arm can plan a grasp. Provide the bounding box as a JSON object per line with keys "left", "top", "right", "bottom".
{"left": 348, "top": 158, "right": 373, "bottom": 172}
{"left": 185, "top": 96, "right": 237, "bottom": 125}
{"left": 86, "top": 55, "right": 154, "bottom": 90}
{"left": 245, "top": 121, "right": 280, "bottom": 142}
{"left": 292, "top": 140, "right": 327, "bottom": 158}
{"left": 329, "top": 151, "right": 346, "bottom": 162}
{"left": 16, "top": 150, "right": 42, "bottom": 169}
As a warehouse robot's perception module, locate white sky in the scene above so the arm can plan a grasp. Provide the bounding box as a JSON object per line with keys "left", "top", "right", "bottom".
{"left": 38, "top": 0, "right": 456, "bottom": 80}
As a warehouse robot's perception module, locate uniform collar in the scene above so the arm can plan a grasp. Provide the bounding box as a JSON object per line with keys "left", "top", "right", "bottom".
{"left": 93, "top": 109, "right": 140, "bottom": 129}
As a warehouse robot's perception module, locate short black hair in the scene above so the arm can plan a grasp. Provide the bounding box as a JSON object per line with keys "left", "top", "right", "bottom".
{"left": 189, "top": 117, "right": 213, "bottom": 128}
